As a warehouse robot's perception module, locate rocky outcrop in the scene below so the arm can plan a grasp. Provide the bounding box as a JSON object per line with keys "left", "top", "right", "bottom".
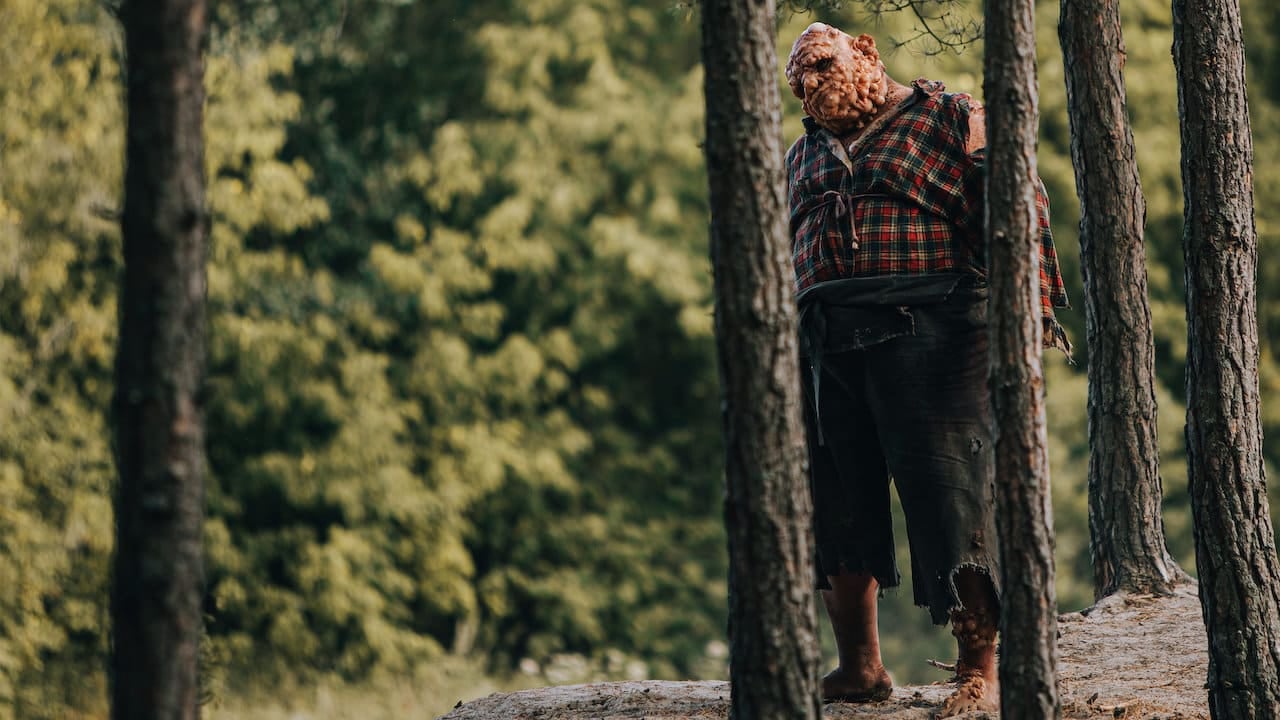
{"left": 440, "top": 585, "right": 1209, "bottom": 720}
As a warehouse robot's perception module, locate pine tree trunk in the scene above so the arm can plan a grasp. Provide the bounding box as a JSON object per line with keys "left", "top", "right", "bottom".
{"left": 1058, "top": 0, "right": 1187, "bottom": 601}
{"left": 983, "top": 0, "right": 1060, "bottom": 717}
{"left": 1172, "top": 0, "right": 1280, "bottom": 714}
{"left": 699, "top": 1, "right": 820, "bottom": 718}
{"left": 112, "top": 0, "right": 209, "bottom": 718}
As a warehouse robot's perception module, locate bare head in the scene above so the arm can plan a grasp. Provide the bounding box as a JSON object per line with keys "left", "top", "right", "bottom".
{"left": 785, "top": 23, "right": 889, "bottom": 134}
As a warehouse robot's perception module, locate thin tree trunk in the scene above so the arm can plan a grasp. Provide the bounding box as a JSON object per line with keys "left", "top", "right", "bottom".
{"left": 699, "top": 1, "right": 820, "bottom": 718}
{"left": 1058, "top": 0, "right": 1187, "bottom": 601}
{"left": 983, "top": 0, "right": 1059, "bottom": 716}
{"left": 112, "top": 0, "right": 209, "bottom": 718}
{"left": 1172, "top": 0, "right": 1280, "bottom": 714}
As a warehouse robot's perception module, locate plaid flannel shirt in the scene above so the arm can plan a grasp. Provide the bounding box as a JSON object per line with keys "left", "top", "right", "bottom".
{"left": 786, "top": 79, "right": 1071, "bottom": 352}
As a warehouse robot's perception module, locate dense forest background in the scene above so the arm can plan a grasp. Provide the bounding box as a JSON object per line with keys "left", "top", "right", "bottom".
{"left": 3, "top": 0, "right": 1280, "bottom": 717}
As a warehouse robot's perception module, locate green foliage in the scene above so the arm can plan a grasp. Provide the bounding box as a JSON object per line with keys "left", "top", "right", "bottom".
{"left": 0, "top": 1, "right": 121, "bottom": 715}
{"left": 0, "top": 0, "right": 336, "bottom": 713}
{"left": 212, "top": 0, "right": 722, "bottom": 689}
{"left": 5, "top": 0, "right": 1280, "bottom": 715}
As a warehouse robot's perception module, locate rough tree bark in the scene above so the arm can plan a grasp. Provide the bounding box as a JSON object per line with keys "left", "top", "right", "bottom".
{"left": 112, "top": 0, "right": 209, "bottom": 718}
{"left": 983, "top": 0, "right": 1060, "bottom": 717}
{"left": 1172, "top": 0, "right": 1280, "bottom": 715}
{"left": 699, "top": 1, "right": 821, "bottom": 718}
{"left": 1058, "top": 0, "right": 1187, "bottom": 601}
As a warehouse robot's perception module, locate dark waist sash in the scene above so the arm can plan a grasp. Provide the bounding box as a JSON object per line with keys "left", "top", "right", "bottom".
{"left": 796, "top": 272, "right": 988, "bottom": 444}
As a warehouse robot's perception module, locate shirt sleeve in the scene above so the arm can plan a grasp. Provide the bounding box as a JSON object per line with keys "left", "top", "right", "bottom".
{"left": 964, "top": 147, "right": 1073, "bottom": 355}
{"left": 785, "top": 139, "right": 804, "bottom": 237}
{"left": 1034, "top": 181, "right": 1073, "bottom": 355}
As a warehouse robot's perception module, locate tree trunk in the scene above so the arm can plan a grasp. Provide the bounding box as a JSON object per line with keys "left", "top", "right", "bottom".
{"left": 1058, "top": 0, "right": 1187, "bottom": 601}
{"left": 983, "top": 0, "right": 1060, "bottom": 717}
{"left": 1172, "top": 0, "right": 1280, "bottom": 715}
{"left": 112, "top": 0, "right": 209, "bottom": 718}
{"left": 699, "top": 2, "right": 821, "bottom": 718}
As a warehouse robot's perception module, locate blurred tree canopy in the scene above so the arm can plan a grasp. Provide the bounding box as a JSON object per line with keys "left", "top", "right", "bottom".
{"left": 2, "top": 0, "right": 1280, "bottom": 716}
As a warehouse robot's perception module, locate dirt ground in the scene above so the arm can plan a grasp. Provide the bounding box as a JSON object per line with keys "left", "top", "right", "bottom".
{"left": 437, "top": 583, "right": 1209, "bottom": 719}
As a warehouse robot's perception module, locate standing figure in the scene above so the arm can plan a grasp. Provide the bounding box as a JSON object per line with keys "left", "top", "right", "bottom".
{"left": 783, "top": 22, "right": 1070, "bottom": 718}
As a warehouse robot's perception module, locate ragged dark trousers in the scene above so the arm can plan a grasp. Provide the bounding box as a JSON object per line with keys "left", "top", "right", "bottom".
{"left": 798, "top": 272, "right": 1000, "bottom": 624}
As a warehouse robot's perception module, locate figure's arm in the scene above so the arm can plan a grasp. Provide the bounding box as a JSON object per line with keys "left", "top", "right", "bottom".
{"left": 966, "top": 99, "right": 986, "bottom": 155}
{"left": 962, "top": 96, "right": 1071, "bottom": 353}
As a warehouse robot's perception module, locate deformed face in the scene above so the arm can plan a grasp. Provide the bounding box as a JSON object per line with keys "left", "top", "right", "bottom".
{"left": 785, "top": 23, "right": 887, "bottom": 134}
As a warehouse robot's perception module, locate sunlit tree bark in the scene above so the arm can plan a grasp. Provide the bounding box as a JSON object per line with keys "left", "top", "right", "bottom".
{"left": 1173, "top": 0, "right": 1280, "bottom": 714}
{"left": 112, "top": 0, "right": 209, "bottom": 718}
{"left": 1059, "top": 0, "right": 1187, "bottom": 600}
{"left": 700, "top": 0, "right": 821, "bottom": 717}
{"left": 984, "top": 0, "right": 1060, "bottom": 715}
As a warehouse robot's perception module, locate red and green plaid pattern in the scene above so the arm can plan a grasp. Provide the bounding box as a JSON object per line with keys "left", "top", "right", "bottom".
{"left": 786, "top": 79, "right": 1070, "bottom": 342}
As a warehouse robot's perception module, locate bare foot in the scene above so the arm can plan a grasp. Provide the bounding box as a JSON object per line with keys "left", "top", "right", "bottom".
{"left": 934, "top": 672, "right": 999, "bottom": 718}
{"left": 821, "top": 663, "right": 893, "bottom": 703}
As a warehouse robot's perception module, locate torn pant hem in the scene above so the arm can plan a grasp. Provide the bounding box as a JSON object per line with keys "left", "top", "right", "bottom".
{"left": 920, "top": 562, "right": 1001, "bottom": 626}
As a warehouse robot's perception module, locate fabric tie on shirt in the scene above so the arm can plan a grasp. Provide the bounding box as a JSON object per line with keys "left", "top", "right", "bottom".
{"left": 803, "top": 191, "right": 896, "bottom": 254}
{"left": 816, "top": 190, "right": 859, "bottom": 250}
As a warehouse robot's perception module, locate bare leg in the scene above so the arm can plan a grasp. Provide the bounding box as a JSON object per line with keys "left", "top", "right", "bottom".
{"left": 820, "top": 571, "right": 893, "bottom": 702}
{"left": 936, "top": 568, "right": 1000, "bottom": 717}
